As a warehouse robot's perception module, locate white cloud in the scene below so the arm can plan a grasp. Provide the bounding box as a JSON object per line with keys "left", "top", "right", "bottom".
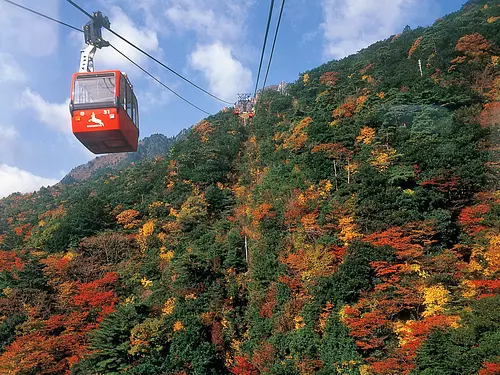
{"left": 0, "top": 124, "right": 19, "bottom": 143}
{"left": 164, "top": 0, "right": 252, "bottom": 42}
{"left": 321, "top": 0, "right": 418, "bottom": 59}
{"left": 189, "top": 42, "right": 252, "bottom": 101}
{"left": 0, "top": 53, "right": 26, "bottom": 83}
{"left": 21, "top": 89, "right": 71, "bottom": 134}
{"left": 0, "top": 164, "right": 58, "bottom": 198}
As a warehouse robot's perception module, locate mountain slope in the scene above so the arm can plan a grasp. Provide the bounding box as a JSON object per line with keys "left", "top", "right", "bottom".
{"left": 0, "top": 2, "right": 499, "bottom": 374}
{"left": 60, "top": 133, "right": 181, "bottom": 185}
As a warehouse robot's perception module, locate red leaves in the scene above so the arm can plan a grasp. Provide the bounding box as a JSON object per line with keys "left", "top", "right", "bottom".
{"left": 230, "top": 356, "right": 259, "bottom": 375}
{"left": 458, "top": 204, "right": 489, "bottom": 235}
{"left": 478, "top": 361, "right": 500, "bottom": 375}
{"left": 259, "top": 284, "right": 278, "bottom": 318}
{"left": 319, "top": 71, "right": 340, "bottom": 87}
{"left": 252, "top": 342, "right": 276, "bottom": 373}
{"left": 0, "top": 270, "right": 118, "bottom": 374}
{"left": 0, "top": 251, "right": 24, "bottom": 272}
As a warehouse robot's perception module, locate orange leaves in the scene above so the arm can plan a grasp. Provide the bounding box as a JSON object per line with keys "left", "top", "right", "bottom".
{"left": 451, "top": 33, "right": 492, "bottom": 65}
{"left": 331, "top": 96, "right": 368, "bottom": 126}
{"left": 116, "top": 209, "right": 141, "bottom": 229}
{"left": 281, "top": 244, "right": 337, "bottom": 282}
{"left": 332, "top": 98, "right": 357, "bottom": 124}
{"left": 193, "top": 120, "right": 215, "bottom": 143}
{"left": 318, "top": 301, "right": 334, "bottom": 333}
{"left": 356, "top": 126, "right": 376, "bottom": 145}
{"left": 173, "top": 320, "right": 185, "bottom": 332}
{"left": 282, "top": 117, "right": 312, "bottom": 151}
{"left": 408, "top": 36, "right": 422, "bottom": 58}
{"left": 364, "top": 223, "right": 435, "bottom": 260}
{"left": 319, "top": 71, "right": 340, "bottom": 87}
{"left": 479, "top": 101, "right": 500, "bottom": 128}
{"left": 250, "top": 203, "right": 275, "bottom": 226}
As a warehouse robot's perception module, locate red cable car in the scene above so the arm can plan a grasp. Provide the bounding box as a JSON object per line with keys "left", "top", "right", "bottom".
{"left": 70, "top": 70, "right": 139, "bottom": 154}
{"left": 69, "top": 11, "right": 139, "bottom": 155}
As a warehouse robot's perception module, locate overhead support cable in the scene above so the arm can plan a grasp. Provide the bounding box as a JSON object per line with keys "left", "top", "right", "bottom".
{"left": 65, "top": 0, "right": 234, "bottom": 105}
{"left": 2, "top": 0, "right": 82, "bottom": 32}
{"left": 2, "top": 0, "right": 212, "bottom": 115}
{"left": 253, "top": 0, "right": 275, "bottom": 98}
{"left": 261, "top": 0, "right": 285, "bottom": 90}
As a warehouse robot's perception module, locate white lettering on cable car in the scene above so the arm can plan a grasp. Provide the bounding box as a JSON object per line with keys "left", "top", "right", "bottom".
{"left": 87, "top": 112, "right": 105, "bottom": 128}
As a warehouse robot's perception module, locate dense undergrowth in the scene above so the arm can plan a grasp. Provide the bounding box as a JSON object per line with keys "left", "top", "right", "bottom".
{"left": 0, "top": 1, "right": 499, "bottom": 374}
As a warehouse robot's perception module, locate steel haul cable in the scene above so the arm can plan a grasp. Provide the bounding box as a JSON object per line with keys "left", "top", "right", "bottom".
{"left": 261, "top": 0, "right": 285, "bottom": 90}
{"left": 65, "top": 0, "right": 234, "bottom": 105}
{"left": 2, "top": 0, "right": 212, "bottom": 115}
{"left": 253, "top": 0, "right": 275, "bottom": 98}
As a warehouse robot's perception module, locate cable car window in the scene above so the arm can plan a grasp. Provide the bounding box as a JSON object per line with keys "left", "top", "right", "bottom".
{"left": 74, "top": 73, "right": 116, "bottom": 104}
{"left": 134, "top": 96, "right": 139, "bottom": 128}
{"left": 120, "top": 75, "right": 127, "bottom": 111}
{"left": 126, "top": 85, "right": 133, "bottom": 119}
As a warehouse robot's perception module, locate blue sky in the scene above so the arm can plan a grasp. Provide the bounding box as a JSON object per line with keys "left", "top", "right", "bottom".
{"left": 0, "top": 0, "right": 466, "bottom": 198}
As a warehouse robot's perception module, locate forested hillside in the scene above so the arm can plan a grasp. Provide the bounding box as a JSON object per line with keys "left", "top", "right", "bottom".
{"left": 0, "top": 1, "right": 499, "bottom": 374}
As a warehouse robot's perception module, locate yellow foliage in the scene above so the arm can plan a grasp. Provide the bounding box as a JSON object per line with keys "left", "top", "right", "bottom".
{"left": 377, "top": 91, "right": 386, "bottom": 99}
{"left": 485, "top": 233, "right": 500, "bottom": 275}
{"left": 303, "top": 73, "right": 309, "bottom": 86}
{"left": 162, "top": 297, "right": 176, "bottom": 316}
{"left": 338, "top": 305, "right": 349, "bottom": 323}
{"left": 359, "top": 365, "right": 372, "bottom": 375}
{"left": 460, "top": 280, "right": 477, "bottom": 298}
{"left": 492, "top": 56, "right": 499, "bottom": 66}
{"left": 487, "top": 16, "right": 500, "bottom": 23}
{"left": 294, "top": 315, "right": 305, "bottom": 330}
{"left": 409, "top": 263, "right": 429, "bottom": 278}
{"left": 38, "top": 220, "right": 45, "bottom": 227}
{"left": 338, "top": 215, "right": 362, "bottom": 245}
{"left": 140, "top": 221, "right": 155, "bottom": 237}
{"left": 160, "top": 248, "right": 175, "bottom": 262}
{"left": 370, "top": 147, "right": 398, "bottom": 171}
{"left": 318, "top": 180, "right": 333, "bottom": 197}
{"left": 124, "top": 295, "right": 135, "bottom": 305}
{"left": 185, "top": 293, "right": 197, "bottom": 300}
{"left": 173, "top": 320, "right": 184, "bottom": 332}
{"left": 403, "top": 189, "right": 415, "bottom": 196}
{"left": 422, "top": 284, "right": 449, "bottom": 317}
{"left": 141, "top": 276, "right": 153, "bottom": 288}
{"left": 283, "top": 117, "right": 312, "bottom": 151}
